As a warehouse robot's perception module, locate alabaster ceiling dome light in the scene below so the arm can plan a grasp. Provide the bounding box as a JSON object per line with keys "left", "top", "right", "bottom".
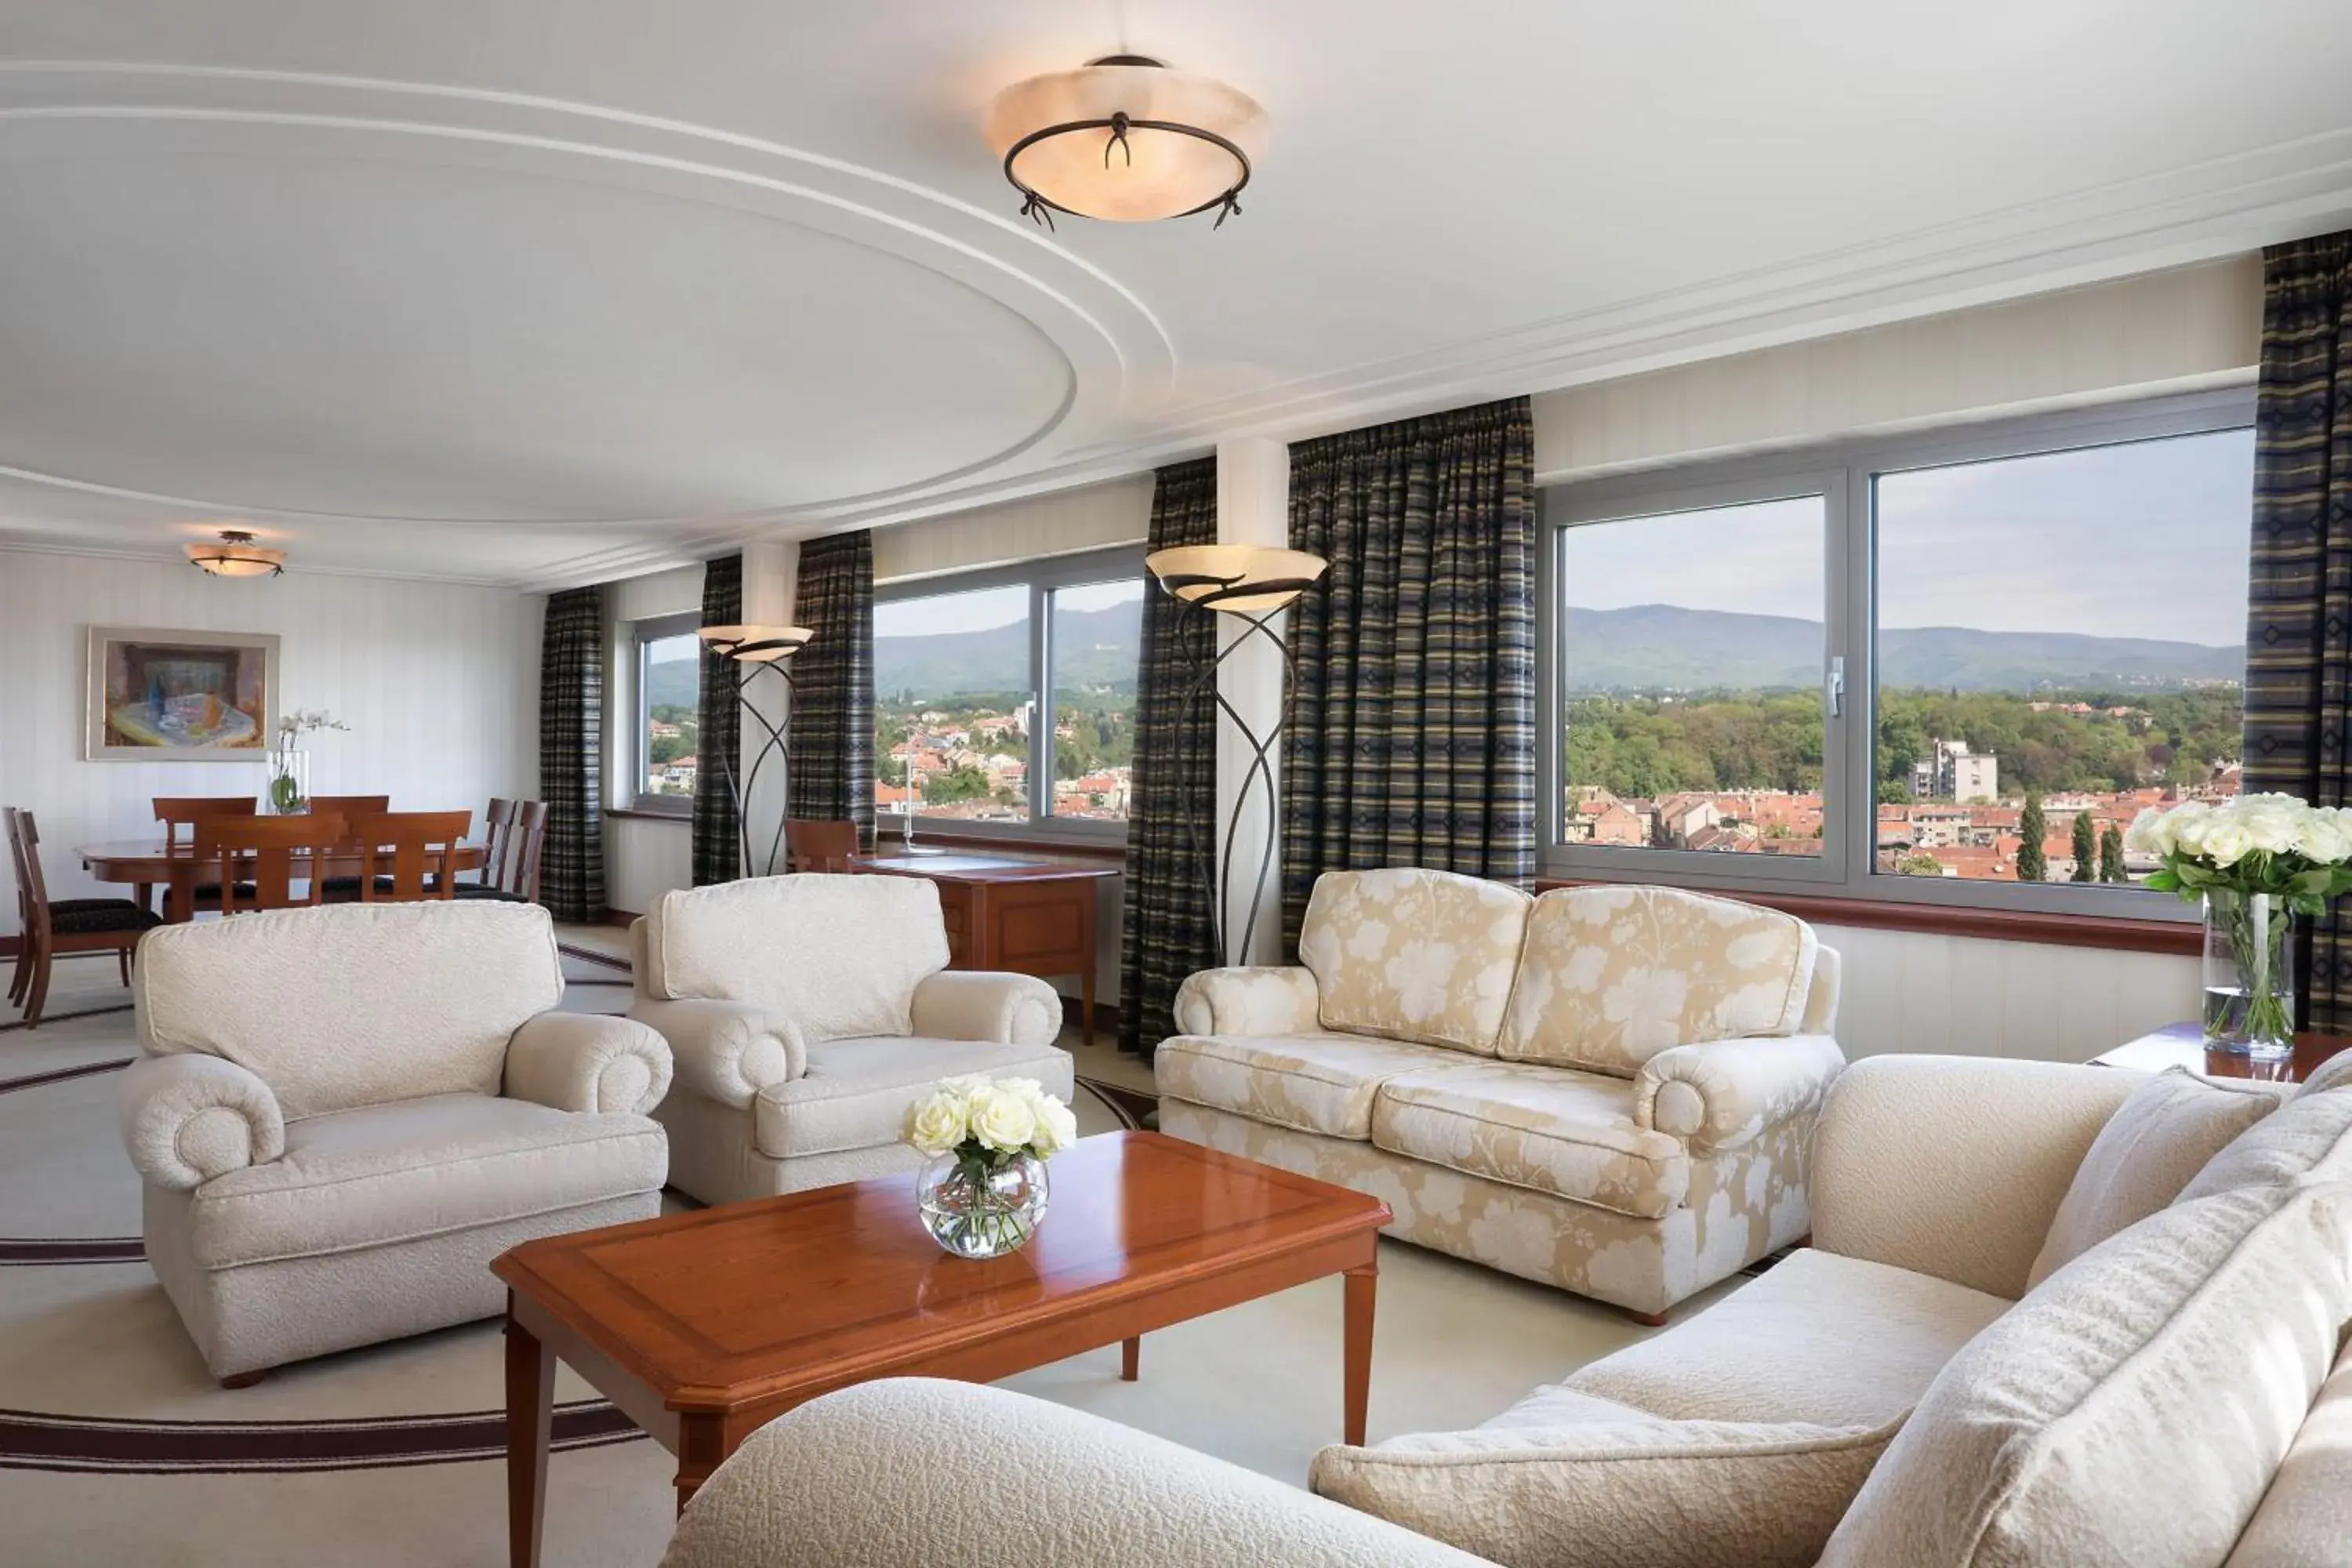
{"left": 185, "top": 528, "right": 285, "bottom": 578}
{"left": 986, "top": 55, "right": 1269, "bottom": 228}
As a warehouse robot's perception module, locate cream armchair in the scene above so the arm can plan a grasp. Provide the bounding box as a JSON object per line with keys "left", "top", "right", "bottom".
{"left": 626, "top": 874, "right": 1074, "bottom": 1207}
{"left": 119, "top": 902, "right": 671, "bottom": 1385}
{"left": 1159, "top": 871, "right": 1845, "bottom": 1320}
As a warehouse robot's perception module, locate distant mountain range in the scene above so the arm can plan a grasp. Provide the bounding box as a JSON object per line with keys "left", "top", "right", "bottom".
{"left": 1563, "top": 604, "right": 2241, "bottom": 694}
{"left": 644, "top": 652, "right": 702, "bottom": 712}
{"left": 876, "top": 602, "right": 1140, "bottom": 702}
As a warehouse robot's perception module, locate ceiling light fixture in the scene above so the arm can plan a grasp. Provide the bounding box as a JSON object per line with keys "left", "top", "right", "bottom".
{"left": 986, "top": 55, "right": 1268, "bottom": 230}
{"left": 185, "top": 528, "right": 286, "bottom": 578}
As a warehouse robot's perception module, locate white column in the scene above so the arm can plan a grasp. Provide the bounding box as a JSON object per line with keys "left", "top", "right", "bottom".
{"left": 737, "top": 540, "right": 797, "bottom": 876}
{"left": 1214, "top": 437, "right": 1290, "bottom": 965}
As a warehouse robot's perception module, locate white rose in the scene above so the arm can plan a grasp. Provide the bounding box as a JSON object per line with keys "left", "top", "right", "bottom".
{"left": 904, "top": 1089, "right": 970, "bottom": 1156}
{"left": 2124, "top": 808, "right": 2171, "bottom": 856}
{"left": 1029, "top": 1091, "right": 1079, "bottom": 1156}
{"left": 2242, "top": 805, "right": 2303, "bottom": 855}
{"left": 2199, "top": 818, "right": 2254, "bottom": 868}
{"left": 2299, "top": 809, "right": 2352, "bottom": 866}
{"left": 967, "top": 1083, "right": 1040, "bottom": 1154}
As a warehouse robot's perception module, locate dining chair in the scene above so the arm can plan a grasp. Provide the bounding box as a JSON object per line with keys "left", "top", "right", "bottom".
{"left": 195, "top": 814, "right": 352, "bottom": 914}
{"left": 309, "top": 799, "right": 394, "bottom": 903}
{"left": 453, "top": 800, "right": 546, "bottom": 903}
{"left": 350, "top": 811, "right": 472, "bottom": 902}
{"left": 472, "top": 797, "right": 518, "bottom": 892}
{"left": 786, "top": 818, "right": 862, "bottom": 874}
{"left": 6, "top": 806, "right": 162, "bottom": 1026}
{"left": 152, "top": 796, "right": 259, "bottom": 920}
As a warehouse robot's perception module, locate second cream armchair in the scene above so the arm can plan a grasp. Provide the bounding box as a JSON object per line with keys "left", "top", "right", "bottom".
{"left": 628, "top": 874, "right": 1075, "bottom": 1206}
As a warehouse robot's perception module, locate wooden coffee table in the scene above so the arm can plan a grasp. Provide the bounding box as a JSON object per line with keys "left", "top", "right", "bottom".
{"left": 491, "top": 1129, "right": 1392, "bottom": 1566}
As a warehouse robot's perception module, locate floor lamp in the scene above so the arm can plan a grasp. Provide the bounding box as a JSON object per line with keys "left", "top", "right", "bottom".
{"left": 1145, "top": 544, "right": 1329, "bottom": 967}
{"left": 696, "top": 622, "right": 813, "bottom": 880}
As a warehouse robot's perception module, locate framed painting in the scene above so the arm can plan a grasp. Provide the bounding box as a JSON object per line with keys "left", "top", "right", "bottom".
{"left": 85, "top": 626, "right": 280, "bottom": 761}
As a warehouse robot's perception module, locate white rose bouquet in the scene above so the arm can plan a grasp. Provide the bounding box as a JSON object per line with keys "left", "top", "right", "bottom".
{"left": 903, "top": 1075, "right": 1077, "bottom": 1257}
{"left": 2125, "top": 792, "right": 2352, "bottom": 1049}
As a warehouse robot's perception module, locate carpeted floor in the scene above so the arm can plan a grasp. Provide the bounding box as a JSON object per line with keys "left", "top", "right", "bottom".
{"left": 0, "top": 943, "right": 1711, "bottom": 1567}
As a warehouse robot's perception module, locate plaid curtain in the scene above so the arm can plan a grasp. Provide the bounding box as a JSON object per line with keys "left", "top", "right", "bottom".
{"left": 786, "top": 531, "right": 875, "bottom": 842}
{"left": 692, "top": 554, "right": 743, "bottom": 886}
{"left": 538, "top": 584, "right": 605, "bottom": 922}
{"left": 1118, "top": 457, "right": 1222, "bottom": 1057}
{"left": 2245, "top": 231, "right": 2352, "bottom": 1029}
{"left": 1282, "top": 397, "right": 1537, "bottom": 946}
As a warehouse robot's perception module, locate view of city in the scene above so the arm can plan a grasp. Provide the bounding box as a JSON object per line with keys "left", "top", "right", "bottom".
{"left": 873, "top": 579, "right": 1142, "bottom": 826}
{"left": 1561, "top": 429, "right": 2254, "bottom": 884}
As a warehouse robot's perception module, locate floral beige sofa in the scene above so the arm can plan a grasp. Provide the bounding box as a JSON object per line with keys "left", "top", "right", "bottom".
{"left": 1156, "top": 869, "right": 1843, "bottom": 1319}
{"left": 660, "top": 1053, "right": 2352, "bottom": 1568}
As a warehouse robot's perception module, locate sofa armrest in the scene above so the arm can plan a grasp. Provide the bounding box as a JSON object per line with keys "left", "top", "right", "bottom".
{"left": 628, "top": 996, "right": 804, "bottom": 1109}
{"left": 1172, "top": 965, "right": 1322, "bottom": 1037}
{"left": 909, "top": 970, "right": 1062, "bottom": 1047}
{"left": 505, "top": 1011, "right": 673, "bottom": 1116}
{"left": 661, "top": 1378, "right": 1486, "bottom": 1568}
{"left": 117, "top": 1054, "right": 286, "bottom": 1191}
{"left": 1809, "top": 1054, "right": 2142, "bottom": 1301}
{"left": 1634, "top": 1033, "right": 1847, "bottom": 1152}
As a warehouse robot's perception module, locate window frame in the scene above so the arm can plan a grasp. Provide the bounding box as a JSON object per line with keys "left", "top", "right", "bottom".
{"left": 873, "top": 544, "right": 1147, "bottom": 846}
{"left": 1537, "top": 386, "right": 2256, "bottom": 921}
{"left": 629, "top": 610, "right": 703, "bottom": 817}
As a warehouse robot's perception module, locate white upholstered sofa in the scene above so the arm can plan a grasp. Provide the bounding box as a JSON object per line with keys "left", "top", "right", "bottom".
{"left": 117, "top": 902, "right": 672, "bottom": 1384}
{"left": 626, "top": 874, "right": 1074, "bottom": 1207}
{"left": 1160, "top": 870, "right": 1844, "bottom": 1319}
{"left": 661, "top": 1052, "right": 2352, "bottom": 1568}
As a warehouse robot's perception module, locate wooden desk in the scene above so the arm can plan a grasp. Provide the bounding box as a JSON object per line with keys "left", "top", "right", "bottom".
{"left": 77, "top": 837, "right": 488, "bottom": 922}
{"left": 855, "top": 851, "right": 1120, "bottom": 1044}
{"left": 2090, "top": 1020, "right": 2352, "bottom": 1085}
{"left": 492, "top": 1131, "right": 1389, "bottom": 1563}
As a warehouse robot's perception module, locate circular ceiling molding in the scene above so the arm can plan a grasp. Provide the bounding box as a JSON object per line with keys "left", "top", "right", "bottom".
{"left": 0, "top": 64, "right": 1175, "bottom": 531}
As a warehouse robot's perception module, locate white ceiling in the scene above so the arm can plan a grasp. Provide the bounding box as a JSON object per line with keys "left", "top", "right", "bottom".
{"left": 0, "top": 1, "right": 2347, "bottom": 588}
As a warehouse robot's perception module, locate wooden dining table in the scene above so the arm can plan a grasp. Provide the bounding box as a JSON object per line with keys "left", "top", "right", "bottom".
{"left": 77, "top": 837, "right": 490, "bottom": 923}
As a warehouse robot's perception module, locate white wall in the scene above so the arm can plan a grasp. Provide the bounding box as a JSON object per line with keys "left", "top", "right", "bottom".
{"left": 0, "top": 548, "right": 540, "bottom": 934}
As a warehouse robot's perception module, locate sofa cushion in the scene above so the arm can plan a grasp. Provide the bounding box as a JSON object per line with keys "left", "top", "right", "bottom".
{"left": 1820, "top": 1181, "right": 2352, "bottom": 1568}
{"left": 1369, "top": 1060, "right": 1690, "bottom": 1220}
{"left": 2223, "top": 1339, "right": 2352, "bottom": 1568}
{"left": 187, "top": 1093, "right": 666, "bottom": 1269}
{"left": 1156, "top": 1033, "right": 1473, "bottom": 1142}
{"left": 1499, "top": 886, "right": 1817, "bottom": 1077}
{"left": 1295, "top": 869, "right": 1532, "bottom": 1055}
{"left": 2177, "top": 1075, "right": 2352, "bottom": 1200}
{"left": 645, "top": 875, "right": 950, "bottom": 1044}
{"left": 135, "top": 902, "right": 563, "bottom": 1120}
{"left": 753, "top": 1036, "right": 1075, "bottom": 1160}
{"left": 2026, "top": 1067, "right": 2281, "bottom": 1288}
{"left": 1566, "top": 1246, "right": 2010, "bottom": 1429}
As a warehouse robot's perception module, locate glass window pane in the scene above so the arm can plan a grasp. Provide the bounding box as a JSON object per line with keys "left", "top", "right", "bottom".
{"left": 1872, "top": 428, "right": 2252, "bottom": 885}
{"left": 641, "top": 631, "right": 701, "bottom": 800}
{"left": 1049, "top": 579, "right": 1144, "bottom": 821}
{"left": 1559, "top": 496, "right": 1827, "bottom": 857}
{"left": 873, "top": 584, "right": 1033, "bottom": 823}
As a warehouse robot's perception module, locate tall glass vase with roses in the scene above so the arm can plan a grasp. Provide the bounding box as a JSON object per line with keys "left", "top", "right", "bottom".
{"left": 2125, "top": 793, "right": 2352, "bottom": 1059}
{"left": 903, "top": 1075, "right": 1077, "bottom": 1259}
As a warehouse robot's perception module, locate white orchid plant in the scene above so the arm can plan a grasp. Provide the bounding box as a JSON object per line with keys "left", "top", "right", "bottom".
{"left": 2126, "top": 793, "right": 2352, "bottom": 1046}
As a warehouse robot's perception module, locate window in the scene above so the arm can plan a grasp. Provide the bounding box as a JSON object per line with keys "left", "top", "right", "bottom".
{"left": 873, "top": 547, "right": 1144, "bottom": 837}
{"left": 631, "top": 612, "right": 702, "bottom": 815}
{"left": 1541, "top": 391, "right": 2253, "bottom": 916}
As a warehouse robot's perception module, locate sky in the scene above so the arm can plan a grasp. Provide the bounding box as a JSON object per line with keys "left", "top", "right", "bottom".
{"left": 875, "top": 575, "right": 1141, "bottom": 640}
{"left": 1562, "top": 426, "right": 2255, "bottom": 647}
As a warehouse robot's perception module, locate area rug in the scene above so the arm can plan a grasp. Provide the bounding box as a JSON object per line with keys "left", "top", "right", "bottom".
{"left": 0, "top": 949, "right": 1675, "bottom": 1566}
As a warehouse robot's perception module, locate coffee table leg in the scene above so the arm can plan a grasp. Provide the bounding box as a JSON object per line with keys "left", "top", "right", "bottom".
{"left": 1121, "top": 1335, "right": 1140, "bottom": 1381}
{"left": 505, "top": 1309, "right": 554, "bottom": 1568}
{"left": 1343, "top": 1261, "right": 1375, "bottom": 1446}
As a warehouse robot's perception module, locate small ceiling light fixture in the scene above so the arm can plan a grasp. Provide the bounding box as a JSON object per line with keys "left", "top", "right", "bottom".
{"left": 185, "top": 528, "right": 286, "bottom": 579}
{"left": 986, "top": 55, "right": 1268, "bottom": 230}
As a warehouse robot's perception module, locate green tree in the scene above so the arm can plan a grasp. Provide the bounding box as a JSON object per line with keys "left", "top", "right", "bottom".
{"left": 2099, "top": 823, "right": 2127, "bottom": 883}
{"left": 2070, "top": 810, "right": 2097, "bottom": 882}
{"left": 1896, "top": 851, "right": 1944, "bottom": 877}
{"left": 2018, "top": 793, "right": 2047, "bottom": 883}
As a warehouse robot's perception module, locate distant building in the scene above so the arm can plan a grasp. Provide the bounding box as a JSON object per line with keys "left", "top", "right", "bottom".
{"left": 1912, "top": 739, "right": 1998, "bottom": 804}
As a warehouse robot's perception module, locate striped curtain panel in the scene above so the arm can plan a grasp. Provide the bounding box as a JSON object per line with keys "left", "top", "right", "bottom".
{"left": 2245, "top": 231, "right": 2352, "bottom": 1029}
{"left": 1282, "top": 397, "right": 1537, "bottom": 946}
{"left": 1118, "top": 457, "right": 1223, "bottom": 1057}
{"left": 537, "top": 584, "right": 606, "bottom": 923}
{"left": 785, "top": 531, "right": 876, "bottom": 842}
{"left": 691, "top": 554, "right": 743, "bottom": 886}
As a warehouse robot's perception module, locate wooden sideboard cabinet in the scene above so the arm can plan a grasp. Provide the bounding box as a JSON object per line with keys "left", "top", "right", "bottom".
{"left": 855, "top": 852, "right": 1120, "bottom": 1044}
